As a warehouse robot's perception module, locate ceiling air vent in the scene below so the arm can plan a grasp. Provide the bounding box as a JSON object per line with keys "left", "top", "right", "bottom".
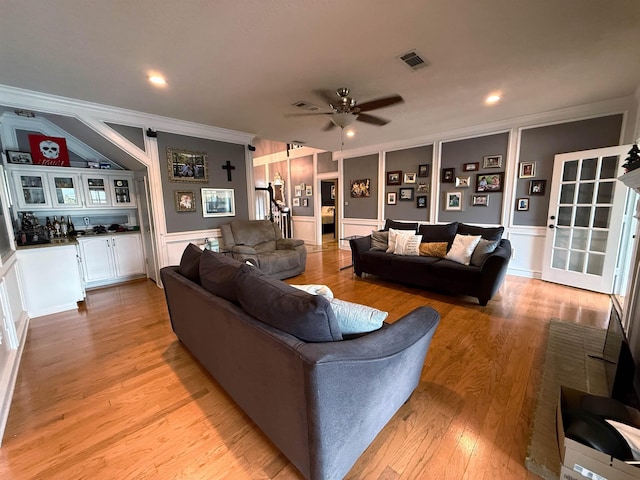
{"left": 397, "top": 50, "right": 430, "bottom": 71}
{"left": 292, "top": 101, "right": 320, "bottom": 111}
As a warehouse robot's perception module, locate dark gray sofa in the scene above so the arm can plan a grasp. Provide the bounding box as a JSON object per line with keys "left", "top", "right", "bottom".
{"left": 220, "top": 219, "right": 306, "bottom": 279}
{"left": 160, "top": 246, "right": 440, "bottom": 480}
{"left": 349, "top": 220, "right": 512, "bottom": 306}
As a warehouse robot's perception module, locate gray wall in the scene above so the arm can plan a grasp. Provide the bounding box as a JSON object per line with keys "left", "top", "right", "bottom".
{"left": 290, "top": 155, "right": 314, "bottom": 216}
{"left": 317, "top": 151, "right": 337, "bottom": 173}
{"left": 106, "top": 123, "right": 146, "bottom": 152}
{"left": 344, "top": 154, "right": 378, "bottom": 219}
{"left": 515, "top": 114, "right": 623, "bottom": 226}
{"left": 439, "top": 133, "right": 509, "bottom": 224}
{"left": 158, "top": 131, "right": 247, "bottom": 233}
{"left": 385, "top": 145, "right": 433, "bottom": 222}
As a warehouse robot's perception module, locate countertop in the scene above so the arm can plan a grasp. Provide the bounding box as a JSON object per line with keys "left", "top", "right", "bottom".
{"left": 16, "top": 229, "right": 141, "bottom": 250}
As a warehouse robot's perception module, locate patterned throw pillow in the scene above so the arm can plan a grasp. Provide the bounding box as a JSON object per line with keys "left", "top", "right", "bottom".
{"left": 386, "top": 228, "right": 417, "bottom": 253}
{"left": 393, "top": 234, "right": 422, "bottom": 256}
{"left": 419, "top": 242, "right": 448, "bottom": 258}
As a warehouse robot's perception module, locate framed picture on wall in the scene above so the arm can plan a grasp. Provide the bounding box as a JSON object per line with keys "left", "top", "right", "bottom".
{"left": 294, "top": 185, "right": 302, "bottom": 197}
{"left": 201, "top": 188, "right": 235, "bottom": 217}
{"left": 399, "top": 187, "right": 414, "bottom": 201}
{"left": 387, "top": 171, "right": 402, "bottom": 185}
{"left": 463, "top": 162, "right": 480, "bottom": 172}
{"left": 302, "top": 198, "right": 309, "bottom": 207}
{"left": 305, "top": 186, "right": 313, "bottom": 196}
{"left": 455, "top": 176, "right": 471, "bottom": 188}
{"left": 6, "top": 150, "right": 33, "bottom": 164}
{"left": 293, "top": 197, "right": 300, "bottom": 207}
{"left": 445, "top": 191, "right": 462, "bottom": 211}
{"left": 417, "top": 182, "right": 429, "bottom": 193}
{"left": 441, "top": 168, "right": 455, "bottom": 183}
{"left": 174, "top": 190, "right": 196, "bottom": 212}
{"left": 482, "top": 155, "right": 502, "bottom": 168}
{"left": 529, "top": 179, "right": 546, "bottom": 195}
{"left": 517, "top": 198, "right": 530, "bottom": 211}
{"left": 350, "top": 178, "right": 370, "bottom": 197}
{"left": 418, "top": 164, "right": 430, "bottom": 177}
{"left": 472, "top": 194, "right": 489, "bottom": 207}
{"left": 387, "top": 192, "right": 397, "bottom": 205}
{"left": 519, "top": 161, "right": 536, "bottom": 178}
{"left": 475, "top": 172, "right": 504, "bottom": 192}
{"left": 404, "top": 172, "right": 417, "bottom": 183}
{"left": 417, "top": 196, "right": 427, "bottom": 208}
{"left": 168, "top": 147, "right": 209, "bottom": 182}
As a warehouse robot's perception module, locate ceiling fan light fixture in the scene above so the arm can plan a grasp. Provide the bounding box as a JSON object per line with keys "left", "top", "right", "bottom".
{"left": 329, "top": 112, "right": 357, "bottom": 128}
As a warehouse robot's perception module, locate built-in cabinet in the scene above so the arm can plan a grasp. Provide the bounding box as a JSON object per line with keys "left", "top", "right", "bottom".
{"left": 77, "top": 233, "right": 145, "bottom": 288}
{"left": 9, "top": 166, "right": 136, "bottom": 210}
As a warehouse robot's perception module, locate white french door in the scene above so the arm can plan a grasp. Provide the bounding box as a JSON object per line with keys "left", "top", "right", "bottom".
{"left": 541, "top": 145, "right": 630, "bottom": 293}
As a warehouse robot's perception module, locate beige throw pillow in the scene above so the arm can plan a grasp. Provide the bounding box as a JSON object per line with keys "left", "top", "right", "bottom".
{"left": 419, "top": 242, "right": 448, "bottom": 258}
{"left": 394, "top": 234, "right": 422, "bottom": 256}
{"left": 386, "top": 228, "right": 417, "bottom": 253}
{"left": 445, "top": 234, "right": 482, "bottom": 265}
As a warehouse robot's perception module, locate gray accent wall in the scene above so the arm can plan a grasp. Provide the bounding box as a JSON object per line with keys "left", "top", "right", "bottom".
{"left": 439, "top": 133, "right": 509, "bottom": 225}
{"left": 158, "top": 131, "right": 247, "bottom": 233}
{"left": 290, "top": 155, "right": 314, "bottom": 216}
{"left": 317, "top": 151, "right": 336, "bottom": 173}
{"left": 344, "top": 154, "right": 378, "bottom": 219}
{"left": 385, "top": 145, "right": 433, "bottom": 222}
{"left": 514, "top": 114, "right": 623, "bottom": 226}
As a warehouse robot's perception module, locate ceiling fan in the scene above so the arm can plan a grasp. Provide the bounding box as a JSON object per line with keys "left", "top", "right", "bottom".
{"left": 287, "top": 88, "right": 404, "bottom": 131}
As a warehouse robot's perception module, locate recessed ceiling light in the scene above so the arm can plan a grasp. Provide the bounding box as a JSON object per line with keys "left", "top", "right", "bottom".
{"left": 485, "top": 94, "right": 501, "bottom": 105}
{"left": 346, "top": 130, "right": 355, "bottom": 137}
{"left": 148, "top": 74, "right": 167, "bottom": 87}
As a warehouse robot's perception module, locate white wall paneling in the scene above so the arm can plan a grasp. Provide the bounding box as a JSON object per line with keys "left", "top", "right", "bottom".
{"left": 163, "top": 229, "right": 221, "bottom": 267}
{"left": 506, "top": 227, "right": 546, "bottom": 278}
{"left": 291, "top": 216, "right": 316, "bottom": 244}
{"left": 340, "top": 219, "right": 382, "bottom": 249}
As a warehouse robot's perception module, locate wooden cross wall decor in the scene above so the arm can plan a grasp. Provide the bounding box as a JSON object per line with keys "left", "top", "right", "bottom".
{"left": 222, "top": 160, "right": 236, "bottom": 181}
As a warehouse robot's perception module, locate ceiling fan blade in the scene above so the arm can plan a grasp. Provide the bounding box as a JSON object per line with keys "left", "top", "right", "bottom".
{"left": 357, "top": 113, "right": 390, "bottom": 126}
{"left": 323, "top": 121, "right": 337, "bottom": 131}
{"left": 355, "top": 94, "right": 404, "bottom": 113}
{"left": 283, "top": 112, "right": 332, "bottom": 118}
{"left": 312, "top": 89, "right": 339, "bottom": 105}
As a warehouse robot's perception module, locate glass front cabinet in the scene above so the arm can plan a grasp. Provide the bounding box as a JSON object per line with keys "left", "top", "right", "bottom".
{"left": 12, "top": 170, "right": 52, "bottom": 210}
{"left": 8, "top": 166, "right": 136, "bottom": 210}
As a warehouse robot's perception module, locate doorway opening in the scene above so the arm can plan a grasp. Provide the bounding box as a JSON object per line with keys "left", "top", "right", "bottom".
{"left": 320, "top": 179, "right": 338, "bottom": 249}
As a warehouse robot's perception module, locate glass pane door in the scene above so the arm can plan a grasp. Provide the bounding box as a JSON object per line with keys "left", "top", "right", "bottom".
{"left": 113, "top": 179, "right": 132, "bottom": 205}
{"left": 85, "top": 177, "right": 110, "bottom": 206}
{"left": 20, "top": 175, "right": 47, "bottom": 206}
{"left": 52, "top": 175, "right": 80, "bottom": 207}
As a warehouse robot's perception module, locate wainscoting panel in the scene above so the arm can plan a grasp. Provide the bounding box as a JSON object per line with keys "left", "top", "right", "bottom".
{"left": 340, "top": 219, "right": 382, "bottom": 249}
{"left": 292, "top": 216, "right": 316, "bottom": 244}
{"left": 164, "top": 229, "right": 220, "bottom": 266}
{"left": 507, "top": 227, "right": 546, "bottom": 278}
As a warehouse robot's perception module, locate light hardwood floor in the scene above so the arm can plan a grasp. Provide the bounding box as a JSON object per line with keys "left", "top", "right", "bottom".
{"left": 0, "top": 248, "right": 611, "bottom": 479}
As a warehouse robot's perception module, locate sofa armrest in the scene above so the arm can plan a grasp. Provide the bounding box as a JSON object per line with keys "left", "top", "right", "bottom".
{"left": 277, "top": 238, "right": 304, "bottom": 249}
{"left": 349, "top": 236, "right": 372, "bottom": 276}
{"left": 232, "top": 245, "right": 257, "bottom": 255}
{"left": 477, "top": 238, "right": 512, "bottom": 305}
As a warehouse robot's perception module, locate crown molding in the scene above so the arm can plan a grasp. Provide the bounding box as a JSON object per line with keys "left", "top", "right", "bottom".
{"left": 0, "top": 84, "right": 255, "bottom": 145}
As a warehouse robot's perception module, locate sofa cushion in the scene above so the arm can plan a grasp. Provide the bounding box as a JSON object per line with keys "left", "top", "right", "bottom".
{"left": 418, "top": 222, "right": 458, "bottom": 246}
{"left": 386, "top": 228, "right": 416, "bottom": 253}
{"left": 178, "top": 243, "right": 203, "bottom": 283}
{"left": 383, "top": 219, "right": 419, "bottom": 231}
{"left": 235, "top": 264, "right": 343, "bottom": 342}
{"left": 470, "top": 239, "right": 501, "bottom": 266}
{"left": 393, "top": 234, "right": 422, "bottom": 256}
{"left": 329, "top": 298, "right": 387, "bottom": 335}
{"left": 370, "top": 230, "right": 389, "bottom": 251}
{"left": 257, "top": 249, "right": 301, "bottom": 275}
{"left": 419, "top": 242, "right": 448, "bottom": 258}
{"left": 457, "top": 223, "right": 504, "bottom": 241}
{"left": 199, "top": 250, "right": 245, "bottom": 302}
{"left": 230, "top": 219, "right": 277, "bottom": 246}
{"left": 446, "top": 234, "right": 482, "bottom": 265}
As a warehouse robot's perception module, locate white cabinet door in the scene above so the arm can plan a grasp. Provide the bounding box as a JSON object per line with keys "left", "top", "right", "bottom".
{"left": 81, "top": 174, "right": 112, "bottom": 207}
{"left": 12, "top": 170, "right": 52, "bottom": 209}
{"left": 78, "top": 237, "right": 114, "bottom": 282}
{"left": 112, "top": 234, "right": 145, "bottom": 277}
{"left": 48, "top": 172, "right": 83, "bottom": 208}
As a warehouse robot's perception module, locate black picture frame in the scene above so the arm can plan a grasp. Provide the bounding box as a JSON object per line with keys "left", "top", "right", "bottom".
{"left": 417, "top": 195, "right": 427, "bottom": 208}
{"left": 6, "top": 150, "right": 33, "bottom": 164}
{"left": 529, "top": 180, "right": 546, "bottom": 195}
{"left": 399, "top": 187, "right": 414, "bottom": 201}
{"left": 475, "top": 172, "right": 504, "bottom": 193}
{"left": 418, "top": 164, "right": 430, "bottom": 177}
{"left": 441, "top": 168, "right": 455, "bottom": 183}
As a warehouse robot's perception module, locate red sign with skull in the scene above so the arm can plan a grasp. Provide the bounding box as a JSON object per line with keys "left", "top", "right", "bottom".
{"left": 28, "top": 134, "right": 70, "bottom": 166}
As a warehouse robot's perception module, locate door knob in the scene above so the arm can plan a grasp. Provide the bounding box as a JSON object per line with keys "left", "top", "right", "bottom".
{"left": 548, "top": 225, "right": 555, "bottom": 229}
